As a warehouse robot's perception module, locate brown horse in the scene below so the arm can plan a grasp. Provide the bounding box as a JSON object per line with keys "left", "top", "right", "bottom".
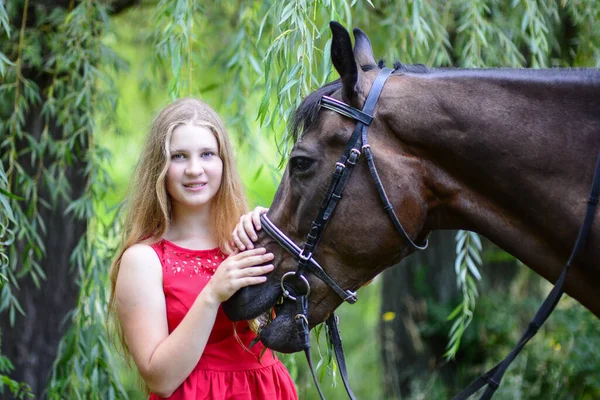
{"left": 223, "top": 22, "right": 600, "bottom": 355}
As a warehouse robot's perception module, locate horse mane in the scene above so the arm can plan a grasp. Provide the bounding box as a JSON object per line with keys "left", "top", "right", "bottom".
{"left": 289, "top": 80, "right": 341, "bottom": 142}
{"left": 289, "top": 60, "right": 600, "bottom": 142}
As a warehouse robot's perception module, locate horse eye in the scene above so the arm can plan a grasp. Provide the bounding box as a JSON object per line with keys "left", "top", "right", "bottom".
{"left": 290, "top": 156, "right": 313, "bottom": 173}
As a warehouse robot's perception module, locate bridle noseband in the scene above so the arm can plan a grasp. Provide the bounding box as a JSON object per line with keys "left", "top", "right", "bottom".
{"left": 259, "top": 68, "right": 428, "bottom": 400}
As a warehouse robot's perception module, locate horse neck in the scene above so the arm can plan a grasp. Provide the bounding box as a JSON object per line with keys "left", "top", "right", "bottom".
{"left": 383, "top": 71, "right": 600, "bottom": 264}
{"left": 386, "top": 70, "right": 600, "bottom": 164}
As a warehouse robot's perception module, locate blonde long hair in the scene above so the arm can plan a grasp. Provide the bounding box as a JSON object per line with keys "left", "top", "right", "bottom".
{"left": 107, "top": 98, "right": 248, "bottom": 362}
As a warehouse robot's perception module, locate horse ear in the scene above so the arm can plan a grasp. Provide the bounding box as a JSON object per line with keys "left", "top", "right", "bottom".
{"left": 330, "top": 21, "right": 358, "bottom": 101}
{"left": 352, "top": 28, "right": 376, "bottom": 67}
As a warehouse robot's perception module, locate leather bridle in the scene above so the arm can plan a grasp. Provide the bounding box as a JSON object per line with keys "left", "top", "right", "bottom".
{"left": 260, "top": 68, "right": 428, "bottom": 400}
{"left": 260, "top": 66, "right": 600, "bottom": 400}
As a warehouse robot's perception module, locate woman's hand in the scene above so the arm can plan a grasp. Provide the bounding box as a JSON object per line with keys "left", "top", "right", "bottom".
{"left": 231, "top": 206, "right": 268, "bottom": 251}
{"left": 204, "top": 247, "right": 274, "bottom": 304}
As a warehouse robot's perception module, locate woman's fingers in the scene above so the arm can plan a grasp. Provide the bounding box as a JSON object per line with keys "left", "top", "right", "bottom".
{"left": 244, "top": 264, "right": 274, "bottom": 276}
{"left": 223, "top": 240, "right": 238, "bottom": 256}
{"left": 232, "top": 216, "right": 253, "bottom": 250}
{"left": 238, "top": 276, "right": 268, "bottom": 288}
{"left": 242, "top": 214, "right": 256, "bottom": 245}
{"left": 231, "top": 207, "right": 269, "bottom": 252}
{"left": 251, "top": 207, "right": 268, "bottom": 231}
{"left": 224, "top": 248, "right": 272, "bottom": 270}
{"left": 214, "top": 248, "right": 276, "bottom": 300}
{"left": 232, "top": 214, "right": 254, "bottom": 250}
{"left": 231, "top": 228, "right": 245, "bottom": 251}
{"left": 229, "top": 246, "right": 266, "bottom": 259}
{"left": 237, "top": 250, "right": 274, "bottom": 268}
{"left": 236, "top": 264, "right": 274, "bottom": 289}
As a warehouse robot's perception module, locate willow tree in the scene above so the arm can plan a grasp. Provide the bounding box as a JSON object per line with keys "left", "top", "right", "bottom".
{"left": 1, "top": 1, "right": 599, "bottom": 399}
{"left": 0, "top": 1, "right": 362, "bottom": 398}
{"left": 0, "top": 0, "right": 139, "bottom": 398}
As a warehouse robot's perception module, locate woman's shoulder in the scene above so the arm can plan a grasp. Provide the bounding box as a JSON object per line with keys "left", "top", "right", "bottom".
{"left": 121, "top": 242, "right": 162, "bottom": 272}
{"left": 116, "top": 243, "right": 164, "bottom": 298}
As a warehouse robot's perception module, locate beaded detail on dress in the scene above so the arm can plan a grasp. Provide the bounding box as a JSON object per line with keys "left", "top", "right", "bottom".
{"left": 161, "top": 242, "right": 226, "bottom": 277}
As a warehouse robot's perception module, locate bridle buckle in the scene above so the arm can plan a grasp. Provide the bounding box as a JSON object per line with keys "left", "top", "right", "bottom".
{"left": 343, "top": 290, "right": 358, "bottom": 304}
{"left": 299, "top": 249, "right": 313, "bottom": 261}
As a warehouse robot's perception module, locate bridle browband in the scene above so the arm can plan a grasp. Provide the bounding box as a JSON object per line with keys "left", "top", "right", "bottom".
{"left": 260, "top": 68, "right": 428, "bottom": 400}
{"left": 260, "top": 65, "right": 600, "bottom": 400}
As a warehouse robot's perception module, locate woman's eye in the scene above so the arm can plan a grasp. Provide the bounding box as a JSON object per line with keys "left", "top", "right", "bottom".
{"left": 290, "top": 156, "right": 313, "bottom": 172}
{"left": 171, "top": 153, "right": 185, "bottom": 160}
{"left": 201, "top": 151, "right": 215, "bottom": 158}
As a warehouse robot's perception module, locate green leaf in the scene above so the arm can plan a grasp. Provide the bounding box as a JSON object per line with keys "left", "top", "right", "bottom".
{"left": 466, "top": 256, "right": 482, "bottom": 280}
{"left": 0, "top": 1, "right": 10, "bottom": 38}
{"left": 447, "top": 303, "right": 463, "bottom": 321}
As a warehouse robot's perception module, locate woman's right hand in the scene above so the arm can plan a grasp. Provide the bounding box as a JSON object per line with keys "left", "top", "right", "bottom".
{"left": 204, "top": 247, "right": 274, "bottom": 304}
{"left": 231, "top": 206, "right": 269, "bottom": 251}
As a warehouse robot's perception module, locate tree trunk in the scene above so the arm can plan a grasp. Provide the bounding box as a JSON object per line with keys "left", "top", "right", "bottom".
{"left": 380, "top": 231, "right": 519, "bottom": 398}
{"left": 1, "top": 2, "right": 138, "bottom": 397}
{"left": 1, "top": 103, "right": 87, "bottom": 398}
{"left": 380, "top": 230, "right": 457, "bottom": 398}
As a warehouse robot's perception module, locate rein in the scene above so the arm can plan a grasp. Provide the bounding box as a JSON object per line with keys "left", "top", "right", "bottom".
{"left": 261, "top": 65, "right": 600, "bottom": 399}
{"left": 452, "top": 151, "right": 600, "bottom": 400}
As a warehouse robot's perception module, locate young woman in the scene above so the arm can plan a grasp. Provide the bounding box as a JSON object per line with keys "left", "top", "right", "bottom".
{"left": 108, "top": 98, "right": 297, "bottom": 399}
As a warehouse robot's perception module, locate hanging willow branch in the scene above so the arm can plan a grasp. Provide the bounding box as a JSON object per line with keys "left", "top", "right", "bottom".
{"left": 150, "top": 0, "right": 203, "bottom": 99}
{"left": 445, "top": 230, "right": 482, "bottom": 359}
{"left": 0, "top": 0, "right": 127, "bottom": 397}
{"left": 42, "top": 1, "right": 126, "bottom": 398}
{"left": 257, "top": 0, "right": 359, "bottom": 156}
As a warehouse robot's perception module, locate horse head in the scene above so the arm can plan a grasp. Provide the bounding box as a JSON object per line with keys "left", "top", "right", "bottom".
{"left": 224, "top": 18, "right": 600, "bottom": 353}
{"left": 223, "top": 22, "right": 431, "bottom": 353}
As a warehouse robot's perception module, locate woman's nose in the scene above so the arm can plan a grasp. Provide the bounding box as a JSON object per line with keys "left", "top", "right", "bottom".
{"left": 185, "top": 157, "right": 204, "bottom": 175}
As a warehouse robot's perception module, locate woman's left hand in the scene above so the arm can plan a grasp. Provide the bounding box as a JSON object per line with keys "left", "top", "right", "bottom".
{"left": 231, "top": 206, "right": 269, "bottom": 251}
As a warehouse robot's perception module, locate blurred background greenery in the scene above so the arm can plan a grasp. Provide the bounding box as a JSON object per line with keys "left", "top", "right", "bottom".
{"left": 1, "top": 1, "right": 600, "bottom": 399}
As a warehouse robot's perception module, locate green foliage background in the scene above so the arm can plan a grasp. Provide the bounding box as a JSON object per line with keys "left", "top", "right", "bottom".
{"left": 1, "top": 0, "right": 599, "bottom": 399}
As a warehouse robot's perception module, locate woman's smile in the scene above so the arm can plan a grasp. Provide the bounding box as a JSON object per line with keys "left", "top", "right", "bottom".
{"left": 183, "top": 181, "right": 207, "bottom": 190}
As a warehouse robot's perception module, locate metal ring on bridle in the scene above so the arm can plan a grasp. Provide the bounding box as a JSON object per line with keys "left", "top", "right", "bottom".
{"left": 280, "top": 271, "right": 311, "bottom": 301}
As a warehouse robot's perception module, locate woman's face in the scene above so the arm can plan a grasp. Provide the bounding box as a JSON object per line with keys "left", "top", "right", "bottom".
{"left": 166, "top": 124, "right": 223, "bottom": 212}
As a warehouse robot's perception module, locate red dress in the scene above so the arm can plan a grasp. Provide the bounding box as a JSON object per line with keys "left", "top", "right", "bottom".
{"left": 149, "top": 239, "right": 297, "bottom": 400}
